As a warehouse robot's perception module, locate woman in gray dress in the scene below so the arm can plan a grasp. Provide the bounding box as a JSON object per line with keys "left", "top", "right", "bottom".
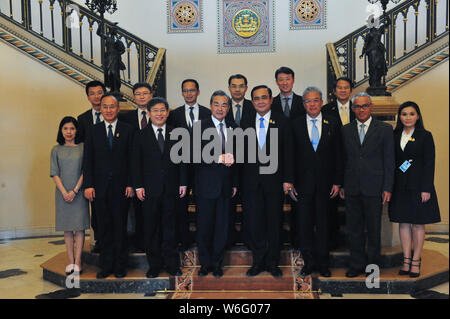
{"left": 50, "top": 117, "right": 89, "bottom": 275}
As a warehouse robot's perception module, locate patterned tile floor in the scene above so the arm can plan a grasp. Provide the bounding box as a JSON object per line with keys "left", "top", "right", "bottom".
{"left": 0, "top": 234, "right": 448, "bottom": 299}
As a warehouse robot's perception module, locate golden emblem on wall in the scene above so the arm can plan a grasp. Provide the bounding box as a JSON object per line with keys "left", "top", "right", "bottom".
{"left": 174, "top": 2, "right": 198, "bottom": 26}
{"left": 232, "top": 9, "right": 260, "bottom": 38}
{"left": 296, "top": 0, "right": 319, "bottom": 22}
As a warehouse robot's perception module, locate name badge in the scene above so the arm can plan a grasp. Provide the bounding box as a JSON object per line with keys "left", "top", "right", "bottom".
{"left": 399, "top": 160, "right": 412, "bottom": 173}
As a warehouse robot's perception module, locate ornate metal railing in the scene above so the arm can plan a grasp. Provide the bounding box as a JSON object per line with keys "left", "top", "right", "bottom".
{"left": 326, "top": 0, "right": 448, "bottom": 101}
{"left": 0, "top": 0, "right": 166, "bottom": 97}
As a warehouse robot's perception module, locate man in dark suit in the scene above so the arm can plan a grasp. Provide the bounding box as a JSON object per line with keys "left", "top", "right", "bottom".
{"left": 271, "top": 66, "right": 305, "bottom": 120}
{"left": 83, "top": 93, "right": 135, "bottom": 279}
{"left": 226, "top": 74, "right": 255, "bottom": 246}
{"left": 195, "top": 90, "right": 238, "bottom": 278}
{"left": 291, "top": 87, "right": 343, "bottom": 278}
{"left": 77, "top": 80, "right": 106, "bottom": 253}
{"left": 340, "top": 92, "right": 395, "bottom": 278}
{"left": 322, "top": 77, "right": 356, "bottom": 250}
{"left": 167, "top": 79, "right": 211, "bottom": 251}
{"left": 241, "top": 85, "right": 294, "bottom": 278}
{"left": 119, "top": 82, "right": 153, "bottom": 252}
{"left": 132, "top": 97, "right": 187, "bottom": 278}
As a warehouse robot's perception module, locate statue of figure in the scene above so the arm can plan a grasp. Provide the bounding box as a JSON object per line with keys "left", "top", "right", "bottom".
{"left": 97, "top": 22, "right": 126, "bottom": 94}
{"left": 360, "top": 16, "right": 390, "bottom": 91}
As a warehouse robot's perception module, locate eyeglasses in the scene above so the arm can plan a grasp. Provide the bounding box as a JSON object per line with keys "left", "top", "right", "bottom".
{"left": 353, "top": 104, "right": 371, "bottom": 110}
{"left": 304, "top": 99, "right": 321, "bottom": 104}
{"left": 150, "top": 108, "right": 168, "bottom": 114}
{"left": 182, "top": 89, "right": 197, "bottom": 94}
{"left": 134, "top": 92, "right": 151, "bottom": 96}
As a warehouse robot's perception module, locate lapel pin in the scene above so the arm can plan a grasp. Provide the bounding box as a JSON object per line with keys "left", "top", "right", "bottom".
{"left": 269, "top": 119, "right": 275, "bottom": 124}
{"left": 409, "top": 137, "right": 415, "bottom": 142}
{"left": 323, "top": 120, "right": 329, "bottom": 124}
{"left": 116, "top": 133, "right": 119, "bottom": 138}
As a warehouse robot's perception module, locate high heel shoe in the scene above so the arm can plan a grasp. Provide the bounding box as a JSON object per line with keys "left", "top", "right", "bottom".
{"left": 398, "top": 256, "right": 411, "bottom": 275}
{"left": 65, "top": 264, "right": 74, "bottom": 275}
{"left": 409, "top": 258, "right": 421, "bottom": 278}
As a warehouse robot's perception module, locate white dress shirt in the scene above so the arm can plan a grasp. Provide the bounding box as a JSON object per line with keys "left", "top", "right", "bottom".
{"left": 152, "top": 124, "right": 166, "bottom": 142}
{"left": 184, "top": 103, "right": 199, "bottom": 127}
{"left": 400, "top": 128, "right": 415, "bottom": 151}
{"left": 104, "top": 119, "right": 118, "bottom": 135}
{"left": 137, "top": 107, "right": 150, "bottom": 130}
{"left": 256, "top": 111, "right": 271, "bottom": 145}
{"left": 306, "top": 113, "right": 323, "bottom": 140}
{"left": 92, "top": 109, "right": 104, "bottom": 124}
{"left": 356, "top": 116, "right": 372, "bottom": 136}
{"left": 211, "top": 115, "right": 228, "bottom": 140}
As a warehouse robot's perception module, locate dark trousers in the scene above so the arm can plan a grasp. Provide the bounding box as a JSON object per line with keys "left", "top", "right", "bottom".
{"left": 228, "top": 192, "right": 242, "bottom": 246}
{"left": 130, "top": 197, "right": 144, "bottom": 249}
{"left": 176, "top": 188, "right": 193, "bottom": 248}
{"left": 328, "top": 196, "right": 344, "bottom": 249}
{"left": 143, "top": 193, "right": 179, "bottom": 270}
{"left": 243, "top": 186, "right": 283, "bottom": 268}
{"left": 95, "top": 183, "right": 129, "bottom": 272}
{"left": 345, "top": 194, "right": 382, "bottom": 270}
{"left": 196, "top": 196, "right": 230, "bottom": 268}
{"left": 295, "top": 192, "right": 330, "bottom": 269}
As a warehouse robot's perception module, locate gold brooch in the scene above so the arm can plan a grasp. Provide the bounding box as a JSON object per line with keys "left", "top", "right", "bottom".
{"left": 116, "top": 133, "right": 119, "bottom": 137}
{"left": 269, "top": 119, "right": 275, "bottom": 124}
{"left": 323, "top": 120, "right": 329, "bottom": 124}
{"left": 409, "top": 137, "right": 415, "bottom": 142}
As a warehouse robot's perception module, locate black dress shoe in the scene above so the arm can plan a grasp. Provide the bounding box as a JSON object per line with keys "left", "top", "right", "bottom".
{"left": 167, "top": 267, "right": 182, "bottom": 277}
{"left": 198, "top": 266, "right": 210, "bottom": 277}
{"left": 96, "top": 270, "right": 112, "bottom": 279}
{"left": 213, "top": 267, "right": 224, "bottom": 278}
{"left": 114, "top": 269, "right": 127, "bottom": 278}
{"left": 246, "top": 265, "right": 264, "bottom": 277}
{"left": 319, "top": 268, "right": 332, "bottom": 277}
{"left": 345, "top": 268, "right": 365, "bottom": 278}
{"left": 146, "top": 268, "right": 160, "bottom": 278}
{"left": 267, "top": 266, "right": 283, "bottom": 278}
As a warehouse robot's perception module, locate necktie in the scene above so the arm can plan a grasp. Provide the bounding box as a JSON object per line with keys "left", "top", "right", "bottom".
{"left": 141, "top": 111, "right": 148, "bottom": 129}
{"left": 189, "top": 107, "right": 195, "bottom": 129}
{"left": 95, "top": 112, "right": 101, "bottom": 124}
{"left": 311, "top": 119, "right": 319, "bottom": 151}
{"left": 258, "top": 118, "right": 266, "bottom": 149}
{"left": 235, "top": 104, "right": 241, "bottom": 126}
{"left": 219, "top": 123, "right": 226, "bottom": 154}
{"left": 340, "top": 106, "right": 349, "bottom": 125}
{"left": 359, "top": 123, "right": 366, "bottom": 145}
{"left": 283, "top": 98, "right": 290, "bottom": 118}
{"left": 157, "top": 128, "right": 164, "bottom": 153}
{"left": 107, "top": 124, "right": 113, "bottom": 149}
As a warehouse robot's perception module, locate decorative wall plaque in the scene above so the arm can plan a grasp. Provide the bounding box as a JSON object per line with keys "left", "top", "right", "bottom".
{"left": 290, "top": 0, "right": 327, "bottom": 30}
{"left": 218, "top": 0, "right": 275, "bottom": 54}
{"left": 168, "top": 0, "right": 203, "bottom": 33}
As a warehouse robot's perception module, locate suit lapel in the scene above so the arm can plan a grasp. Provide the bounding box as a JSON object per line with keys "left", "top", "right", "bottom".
{"left": 362, "top": 119, "right": 378, "bottom": 147}
{"left": 351, "top": 121, "right": 360, "bottom": 147}
{"left": 316, "top": 117, "right": 329, "bottom": 152}
{"left": 302, "top": 117, "right": 315, "bottom": 152}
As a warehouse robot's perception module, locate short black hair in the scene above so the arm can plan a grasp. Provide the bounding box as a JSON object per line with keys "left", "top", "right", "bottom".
{"left": 100, "top": 92, "right": 120, "bottom": 104}
{"left": 181, "top": 79, "right": 199, "bottom": 91}
{"left": 57, "top": 116, "right": 80, "bottom": 145}
{"left": 334, "top": 76, "right": 354, "bottom": 89}
{"left": 147, "top": 97, "right": 169, "bottom": 111}
{"left": 251, "top": 85, "right": 272, "bottom": 99}
{"left": 85, "top": 80, "right": 105, "bottom": 96}
{"left": 228, "top": 74, "right": 248, "bottom": 86}
{"left": 133, "top": 82, "right": 152, "bottom": 94}
{"left": 275, "top": 66, "right": 294, "bottom": 80}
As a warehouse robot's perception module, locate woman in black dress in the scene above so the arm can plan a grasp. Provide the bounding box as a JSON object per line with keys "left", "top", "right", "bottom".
{"left": 389, "top": 102, "right": 441, "bottom": 277}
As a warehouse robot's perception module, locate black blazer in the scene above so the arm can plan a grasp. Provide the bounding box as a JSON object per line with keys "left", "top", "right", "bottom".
{"left": 167, "top": 104, "right": 211, "bottom": 129}
{"left": 225, "top": 99, "right": 255, "bottom": 127}
{"left": 194, "top": 117, "right": 238, "bottom": 199}
{"left": 77, "top": 109, "right": 95, "bottom": 143}
{"left": 240, "top": 111, "right": 294, "bottom": 193}
{"left": 271, "top": 93, "right": 305, "bottom": 120}
{"left": 82, "top": 120, "right": 134, "bottom": 197}
{"left": 322, "top": 101, "right": 356, "bottom": 127}
{"left": 292, "top": 114, "right": 343, "bottom": 195}
{"left": 392, "top": 129, "right": 436, "bottom": 193}
{"left": 119, "top": 108, "right": 146, "bottom": 131}
{"left": 341, "top": 119, "right": 395, "bottom": 196}
{"left": 132, "top": 124, "right": 187, "bottom": 197}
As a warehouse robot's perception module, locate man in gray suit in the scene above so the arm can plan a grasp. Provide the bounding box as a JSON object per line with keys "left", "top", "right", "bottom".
{"left": 339, "top": 92, "right": 394, "bottom": 278}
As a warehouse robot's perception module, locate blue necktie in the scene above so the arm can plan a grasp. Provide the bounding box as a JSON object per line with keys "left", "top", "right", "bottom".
{"left": 359, "top": 123, "right": 366, "bottom": 145}
{"left": 235, "top": 104, "right": 241, "bottom": 126}
{"left": 107, "top": 124, "right": 113, "bottom": 149}
{"left": 259, "top": 118, "right": 266, "bottom": 149}
{"left": 311, "top": 119, "right": 319, "bottom": 151}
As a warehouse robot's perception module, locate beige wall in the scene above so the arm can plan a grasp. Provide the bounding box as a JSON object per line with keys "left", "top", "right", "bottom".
{"left": 0, "top": 43, "right": 89, "bottom": 238}
{"left": 393, "top": 60, "right": 449, "bottom": 227}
